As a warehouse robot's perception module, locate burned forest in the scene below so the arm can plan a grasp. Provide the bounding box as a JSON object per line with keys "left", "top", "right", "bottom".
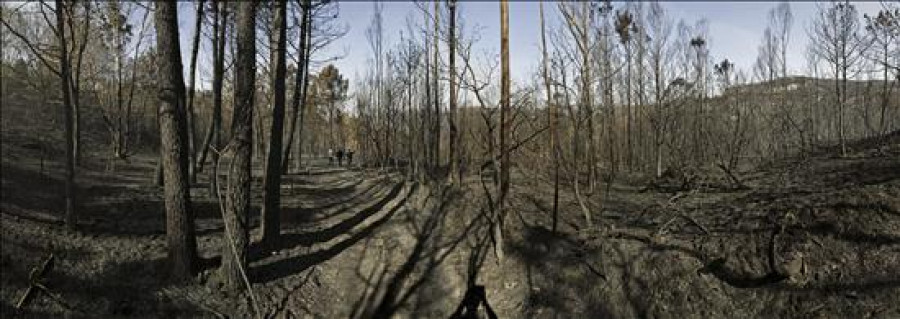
{"left": 2, "top": 1, "right": 899, "bottom": 318}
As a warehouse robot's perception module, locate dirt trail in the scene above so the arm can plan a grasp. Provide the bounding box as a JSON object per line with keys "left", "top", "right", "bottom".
{"left": 0, "top": 142, "right": 426, "bottom": 318}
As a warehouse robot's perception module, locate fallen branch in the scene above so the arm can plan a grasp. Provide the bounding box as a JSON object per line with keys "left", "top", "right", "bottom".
{"left": 15, "top": 253, "right": 55, "bottom": 309}
{"left": 668, "top": 192, "right": 687, "bottom": 204}
{"left": 715, "top": 163, "right": 748, "bottom": 189}
{"left": 655, "top": 213, "right": 710, "bottom": 237}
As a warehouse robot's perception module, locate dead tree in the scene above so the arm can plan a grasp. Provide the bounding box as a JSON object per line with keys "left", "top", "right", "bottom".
{"left": 808, "top": 1, "right": 867, "bottom": 156}
{"left": 539, "top": 0, "right": 560, "bottom": 232}
{"left": 195, "top": 0, "right": 228, "bottom": 194}
{"left": 153, "top": 1, "right": 199, "bottom": 280}
{"left": 647, "top": 2, "right": 673, "bottom": 178}
{"left": 3, "top": 0, "right": 80, "bottom": 228}
{"left": 615, "top": 9, "right": 636, "bottom": 171}
{"left": 261, "top": 0, "right": 288, "bottom": 250}
{"left": 221, "top": 1, "right": 257, "bottom": 291}
{"left": 57, "top": 0, "right": 77, "bottom": 229}
{"left": 186, "top": 0, "right": 205, "bottom": 177}
{"left": 448, "top": 0, "right": 460, "bottom": 183}
{"left": 496, "top": 0, "right": 510, "bottom": 263}
{"left": 66, "top": 1, "right": 90, "bottom": 165}
{"left": 863, "top": 8, "right": 900, "bottom": 135}
{"left": 558, "top": 1, "right": 596, "bottom": 227}
{"left": 432, "top": 1, "right": 441, "bottom": 172}
{"left": 282, "top": 0, "right": 312, "bottom": 171}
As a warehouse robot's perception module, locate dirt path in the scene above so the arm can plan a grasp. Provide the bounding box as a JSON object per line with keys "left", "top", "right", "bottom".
{"left": 0, "top": 143, "right": 431, "bottom": 317}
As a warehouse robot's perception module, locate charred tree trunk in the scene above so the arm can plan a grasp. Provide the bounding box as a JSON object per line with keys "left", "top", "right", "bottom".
{"left": 496, "top": 0, "right": 510, "bottom": 263}
{"left": 196, "top": 0, "right": 226, "bottom": 196}
{"left": 282, "top": 0, "right": 311, "bottom": 172}
{"left": 432, "top": 1, "right": 441, "bottom": 173}
{"left": 261, "top": 0, "right": 288, "bottom": 249}
{"left": 186, "top": 0, "right": 205, "bottom": 181}
{"left": 56, "top": 0, "right": 77, "bottom": 229}
{"left": 423, "top": 5, "right": 433, "bottom": 173}
{"left": 448, "top": 0, "right": 459, "bottom": 183}
{"left": 220, "top": 0, "right": 256, "bottom": 291}
{"left": 71, "top": 2, "right": 90, "bottom": 167}
{"left": 539, "top": 0, "right": 559, "bottom": 233}
{"left": 295, "top": 24, "right": 312, "bottom": 170}
{"left": 154, "top": 1, "right": 199, "bottom": 281}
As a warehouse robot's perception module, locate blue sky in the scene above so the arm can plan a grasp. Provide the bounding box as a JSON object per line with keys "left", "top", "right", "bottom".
{"left": 173, "top": 1, "right": 888, "bottom": 90}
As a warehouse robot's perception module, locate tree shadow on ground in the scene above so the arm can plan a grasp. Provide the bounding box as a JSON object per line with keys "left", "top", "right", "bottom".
{"left": 272, "top": 183, "right": 405, "bottom": 252}
{"left": 1, "top": 160, "right": 232, "bottom": 238}
{"left": 75, "top": 199, "right": 226, "bottom": 237}
{"left": 282, "top": 176, "right": 365, "bottom": 196}
{"left": 4, "top": 250, "right": 203, "bottom": 318}
{"left": 352, "top": 187, "right": 478, "bottom": 319}
{"left": 279, "top": 179, "right": 391, "bottom": 225}
{"left": 506, "top": 224, "right": 615, "bottom": 318}
{"left": 51, "top": 257, "right": 207, "bottom": 318}
{"left": 1, "top": 163, "right": 70, "bottom": 221}
{"left": 251, "top": 184, "right": 414, "bottom": 284}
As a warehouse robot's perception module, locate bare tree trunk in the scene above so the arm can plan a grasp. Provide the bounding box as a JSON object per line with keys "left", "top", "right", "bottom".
{"left": 839, "top": 59, "right": 847, "bottom": 156}
{"left": 448, "top": 0, "right": 459, "bottom": 183}
{"left": 154, "top": 1, "right": 199, "bottom": 281}
{"left": 221, "top": 1, "right": 256, "bottom": 291}
{"left": 496, "top": 0, "right": 510, "bottom": 263}
{"left": 432, "top": 0, "right": 441, "bottom": 173}
{"left": 539, "top": 0, "right": 559, "bottom": 233}
{"left": 196, "top": 0, "right": 226, "bottom": 196}
{"left": 122, "top": 8, "right": 150, "bottom": 164}
{"left": 423, "top": 5, "right": 433, "bottom": 173}
{"left": 635, "top": 7, "right": 647, "bottom": 172}
{"left": 294, "top": 26, "right": 312, "bottom": 170}
{"left": 187, "top": 0, "right": 205, "bottom": 182}
{"left": 261, "top": 0, "right": 288, "bottom": 249}
{"left": 114, "top": 2, "right": 125, "bottom": 159}
{"left": 282, "top": 0, "right": 311, "bottom": 172}
{"left": 71, "top": 2, "right": 90, "bottom": 167}
{"left": 407, "top": 66, "right": 415, "bottom": 180}
{"left": 56, "top": 0, "right": 77, "bottom": 229}
{"left": 625, "top": 41, "right": 633, "bottom": 171}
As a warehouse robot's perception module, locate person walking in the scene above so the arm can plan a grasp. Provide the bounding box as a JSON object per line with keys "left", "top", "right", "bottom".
{"left": 336, "top": 148, "right": 344, "bottom": 166}
{"left": 347, "top": 149, "right": 354, "bottom": 166}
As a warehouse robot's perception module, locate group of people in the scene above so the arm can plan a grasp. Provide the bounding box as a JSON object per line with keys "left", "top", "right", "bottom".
{"left": 328, "top": 148, "right": 354, "bottom": 166}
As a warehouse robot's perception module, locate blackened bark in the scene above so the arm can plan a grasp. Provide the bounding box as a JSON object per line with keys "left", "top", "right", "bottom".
{"left": 154, "top": 1, "right": 198, "bottom": 281}
{"left": 432, "top": 1, "right": 440, "bottom": 172}
{"left": 221, "top": 1, "right": 257, "bottom": 291}
{"left": 187, "top": 0, "right": 205, "bottom": 181}
{"left": 448, "top": 0, "right": 459, "bottom": 182}
{"left": 539, "top": 0, "right": 560, "bottom": 233}
{"left": 497, "top": 0, "right": 510, "bottom": 263}
{"left": 261, "top": 0, "right": 288, "bottom": 249}
{"left": 56, "top": 0, "right": 77, "bottom": 229}
{"left": 282, "top": 0, "right": 311, "bottom": 172}
{"left": 196, "top": 0, "right": 226, "bottom": 194}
